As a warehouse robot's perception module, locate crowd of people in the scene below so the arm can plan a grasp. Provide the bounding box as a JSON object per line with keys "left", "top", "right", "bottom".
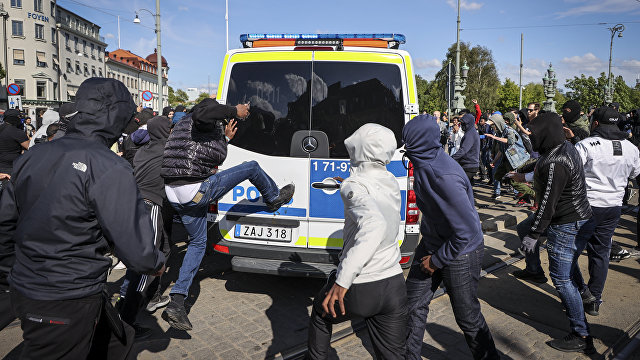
{"left": 0, "top": 76, "right": 639, "bottom": 359}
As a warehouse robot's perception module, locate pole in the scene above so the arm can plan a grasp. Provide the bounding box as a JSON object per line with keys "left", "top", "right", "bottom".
{"left": 117, "top": 15, "right": 121, "bottom": 49}
{"left": 155, "top": 0, "right": 162, "bottom": 110}
{"left": 455, "top": 0, "right": 461, "bottom": 82}
{"left": 1, "top": 4, "right": 8, "bottom": 96}
{"left": 519, "top": 33, "right": 523, "bottom": 110}
{"left": 607, "top": 30, "right": 614, "bottom": 105}
{"left": 208, "top": 74, "right": 210, "bottom": 95}
{"left": 447, "top": 60, "right": 452, "bottom": 120}
{"left": 225, "top": 0, "right": 229, "bottom": 52}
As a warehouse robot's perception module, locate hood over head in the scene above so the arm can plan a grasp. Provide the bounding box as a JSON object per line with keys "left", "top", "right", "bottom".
{"left": 2, "top": 109, "right": 21, "bottom": 127}
{"left": 136, "top": 108, "right": 155, "bottom": 126}
{"left": 488, "top": 114, "right": 506, "bottom": 134}
{"left": 344, "top": 123, "right": 396, "bottom": 168}
{"left": 171, "top": 112, "right": 186, "bottom": 125}
{"left": 162, "top": 106, "right": 173, "bottom": 117}
{"left": 460, "top": 113, "right": 476, "bottom": 132}
{"left": 67, "top": 78, "right": 137, "bottom": 145}
{"left": 562, "top": 100, "right": 581, "bottom": 124}
{"left": 528, "top": 112, "right": 565, "bottom": 154}
{"left": 59, "top": 102, "right": 77, "bottom": 119}
{"left": 503, "top": 112, "right": 516, "bottom": 127}
{"left": 41, "top": 109, "right": 59, "bottom": 127}
{"left": 402, "top": 114, "right": 443, "bottom": 163}
{"left": 147, "top": 115, "right": 171, "bottom": 141}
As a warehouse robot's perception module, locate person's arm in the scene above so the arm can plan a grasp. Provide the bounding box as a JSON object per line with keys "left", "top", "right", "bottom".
{"left": 451, "top": 132, "right": 470, "bottom": 161}
{"left": 20, "top": 140, "right": 29, "bottom": 150}
{"left": 528, "top": 163, "right": 570, "bottom": 239}
{"left": 473, "top": 99, "right": 481, "bottom": 125}
{"left": 0, "top": 179, "right": 17, "bottom": 290}
{"left": 335, "top": 181, "right": 387, "bottom": 289}
{"left": 486, "top": 133, "right": 508, "bottom": 144}
{"left": 88, "top": 164, "right": 165, "bottom": 275}
{"left": 428, "top": 174, "right": 480, "bottom": 269}
{"left": 515, "top": 117, "right": 531, "bottom": 135}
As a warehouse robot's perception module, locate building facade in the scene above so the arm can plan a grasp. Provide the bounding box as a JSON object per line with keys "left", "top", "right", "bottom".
{"left": 186, "top": 87, "right": 198, "bottom": 102}
{"left": 105, "top": 49, "right": 168, "bottom": 110}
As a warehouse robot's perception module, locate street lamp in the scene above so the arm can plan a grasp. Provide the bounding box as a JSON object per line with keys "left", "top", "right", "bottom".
{"left": 134, "top": 0, "right": 164, "bottom": 110}
{"left": 452, "top": 0, "right": 469, "bottom": 114}
{"left": 605, "top": 24, "right": 624, "bottom": 104}
{"left": 542, "top": 63, "right": 558, "bottom": 113}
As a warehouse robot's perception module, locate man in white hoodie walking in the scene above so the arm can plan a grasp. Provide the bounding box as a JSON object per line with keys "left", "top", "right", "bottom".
{"left": 307, "top": 123, "right": 407, "bottom": 360}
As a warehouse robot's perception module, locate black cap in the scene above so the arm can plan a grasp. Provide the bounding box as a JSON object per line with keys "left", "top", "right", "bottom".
{"left": 595, "top": 107, "right": 620, "bottom": 125}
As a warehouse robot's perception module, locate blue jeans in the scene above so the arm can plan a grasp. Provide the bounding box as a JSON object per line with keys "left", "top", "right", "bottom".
{"left": 169, "top": 161, "right": 279, "bottom": 296}
{"left": 406, "top": 244, "right": 499, "bottom": 360}
{"left": 516, "top": 214, "right": 547, "bottom": 275}
{"left": 547, "top": 220, "right": 590, "bottom": 337}
{"left": 572, "top": 206, "right": 621, "bottom": 303}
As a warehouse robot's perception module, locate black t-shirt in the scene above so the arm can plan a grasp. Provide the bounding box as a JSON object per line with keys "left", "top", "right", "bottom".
{"left": 0, "top": 123, "right": 29, "bottom": 174}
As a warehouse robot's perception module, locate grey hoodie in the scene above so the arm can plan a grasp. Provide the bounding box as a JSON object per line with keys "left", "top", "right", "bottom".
{"left": 28, "top": 109, "right": 59, "bottom": 148}
{"left": 335, "top": 123, "right": 402, "bottom": 289}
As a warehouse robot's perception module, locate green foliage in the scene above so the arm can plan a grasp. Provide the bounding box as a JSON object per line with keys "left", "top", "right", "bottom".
{"left": 195, "top": 92, "right": 210, "bottom": 104}
{"left": 433, "top": 42, "right": 501, "bottom": 112}
{"left": 495, "top": 78, "right": 519, "bottom": 112}
{"left": 564, "top": 73, "right": 640, "bottom": 113}
{"left": 0, "top": 62, "right": 5, "bottom": 80}
{"left": 168, "top": 86, "right": 190, "bottom": 106}
{"left": 416, "top": 74, "right": 446, "bottom": 113}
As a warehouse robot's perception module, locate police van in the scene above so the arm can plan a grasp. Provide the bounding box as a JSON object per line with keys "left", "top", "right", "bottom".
{"left": 208, "top": 33, "right": 420, "bottom": 277}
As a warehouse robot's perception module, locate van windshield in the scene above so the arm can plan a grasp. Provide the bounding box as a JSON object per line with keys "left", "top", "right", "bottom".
{"left": 226, "top": 60, "right": 404, "bottom": 158}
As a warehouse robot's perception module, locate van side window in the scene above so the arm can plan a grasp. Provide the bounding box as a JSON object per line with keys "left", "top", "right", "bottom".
{"left": 311, "top": 62, "right": 404, "bottom": 159}
{"left": 226, "top": 62, "right": 312, "bottom": 156}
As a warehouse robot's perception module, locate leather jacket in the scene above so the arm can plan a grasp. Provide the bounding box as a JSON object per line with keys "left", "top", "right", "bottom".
{"left": 529, "top": 141, "right": 592, "bottom": 238}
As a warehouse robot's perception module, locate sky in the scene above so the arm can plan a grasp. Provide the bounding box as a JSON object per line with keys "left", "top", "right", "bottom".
{"left": 57, "top": 0, "right": 640, "bottom": 94}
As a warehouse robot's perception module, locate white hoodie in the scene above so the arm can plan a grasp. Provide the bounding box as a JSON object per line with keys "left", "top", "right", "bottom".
{"left": 29, "top": 110, "right": 59, "bottom": 148}
{"left": 335, "top": 123, "right": 402, "bottom": 289}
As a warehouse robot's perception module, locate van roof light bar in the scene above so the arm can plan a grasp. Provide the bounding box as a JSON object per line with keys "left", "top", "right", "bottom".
{"left": 239, "top": 33, "right": 406, "bottom": 49}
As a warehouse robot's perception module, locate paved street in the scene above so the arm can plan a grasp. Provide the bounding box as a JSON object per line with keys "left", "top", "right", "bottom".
{"left": 1, "top": 183, "right": 639, "bottom": 359}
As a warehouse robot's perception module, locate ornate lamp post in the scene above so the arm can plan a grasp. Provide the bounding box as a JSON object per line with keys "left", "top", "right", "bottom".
{"left": 542, "top": 63, "right": 558, "bottom": 113}
{"left": 605, "top": 24, "right": 624, "bottom": 105}
{"left": 134, "top": 0, "right": 164, "bottom": 109}
{"left": 451, "top": 0, "right": 469, "bottom": 114}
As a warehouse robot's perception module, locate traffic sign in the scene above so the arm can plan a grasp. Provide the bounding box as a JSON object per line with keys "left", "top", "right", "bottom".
{"left": 8, "top": 96, "right": 23, "bottom": 111}
{"left": 141, "top": 90, "right": 153, "bottom": 101}
{"left": 7, "top": 83, "right": 20, "bottom": 96}
{"left": 142, "top": 101, "right": 153, "bottom": 109}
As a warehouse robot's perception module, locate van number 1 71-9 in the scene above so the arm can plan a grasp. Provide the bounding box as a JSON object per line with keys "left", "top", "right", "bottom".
{"left": 312, "top": 161, "right": 349, "bottom": 172}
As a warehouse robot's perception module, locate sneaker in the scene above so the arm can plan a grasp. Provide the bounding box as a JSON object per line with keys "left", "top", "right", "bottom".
{"left": 162, "top": 299, "right": 193, "bottom": 331}
{"left": 265, "top": 184, "right": 295, "bottom": 212}
{"left": 580, "top": 288, "right": 596, "bottom": 304}
{"left": 610, "top": 248, "right": 631, "bottom": 262}
{"left": 512, "top": 269, "right": 548, "bottom": 283}
{"left": 584, "top": 301, "right": 600, "bottom": 316}
{"left": 515, "top": 198, "right": 529, "bottom": 207}
{"left": 146, "top": 294, "right": 170, "bottom": 313}
{"left": 528, "top": 203, "right": 539, "bottom": 211}
{"left": 547, "top": 332, "right": 596, "bottom": 354}
{"left": 491, "top": 194, "right": 501, "bottom": 200}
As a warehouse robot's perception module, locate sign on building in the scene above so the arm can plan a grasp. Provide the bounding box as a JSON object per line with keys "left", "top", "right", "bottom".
{"left": 8, "top": 96, "right": 23, "bottom": 111}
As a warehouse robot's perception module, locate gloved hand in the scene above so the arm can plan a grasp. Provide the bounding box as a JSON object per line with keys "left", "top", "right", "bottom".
{"left": 520, "top": 235, "right": 538, "bottom": 255}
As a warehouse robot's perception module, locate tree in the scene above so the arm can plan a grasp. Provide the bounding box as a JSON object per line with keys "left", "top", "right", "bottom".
{"left": 195, "top": 92, "right": 210, "bottom": 104}
{"left": 416, "top": 75, "right": 445, "bottom": 113}
{"left": 175, "top": 89, "right": 189, "bottom": 104}
{"left": 495, "top": 78, "right": 519, "bottom": 111}
{"left": 0, "top": 62, "right": 5, "bottom": 81}
{"left": 432, "top": 42, "right": 501, "bottom": 113}
{"left": 564, "top": 74, "right": 605, "bottom": 110}
{"left": 168, "top": 86, "right": 176, "bottom": 105}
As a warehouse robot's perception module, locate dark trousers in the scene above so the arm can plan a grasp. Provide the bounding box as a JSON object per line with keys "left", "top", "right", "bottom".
{"left": 11, "top": 289, "right": 134, "bottom": 360}
{"left": 0, "top": 288, "right": 15, "bottom": 330}
{"left": 572, "top": 206, "right": 622, "bottom": 302}
{"left": 463, "top": 167, "right": 479, "bottom": 186}
{"left": 308, "top": 273, "right": 407, "bottom": 360}
{"left": 119, "top": 200, "right": 165, "bottom": 325}
{"left": 406, "top": 245, "right": 499, "bottom": 360}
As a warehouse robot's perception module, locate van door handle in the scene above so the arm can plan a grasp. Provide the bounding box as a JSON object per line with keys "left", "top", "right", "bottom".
{"left": 312, "top": 177, "right": 341, "bottom": 191}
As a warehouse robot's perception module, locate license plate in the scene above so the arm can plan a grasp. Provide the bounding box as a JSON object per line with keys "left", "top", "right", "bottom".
{"left": 234, "top": 224, "right": 292, "bottom": 242}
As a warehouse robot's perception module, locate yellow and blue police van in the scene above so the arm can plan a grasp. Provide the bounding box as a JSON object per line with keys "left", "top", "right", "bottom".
{"left": 208, "top": 33, "right": 420, "bottom": 277}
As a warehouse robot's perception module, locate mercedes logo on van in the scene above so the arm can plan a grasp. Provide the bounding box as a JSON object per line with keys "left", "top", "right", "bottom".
{"left": 302, "top": 136, "right": 318, "bottom": 153}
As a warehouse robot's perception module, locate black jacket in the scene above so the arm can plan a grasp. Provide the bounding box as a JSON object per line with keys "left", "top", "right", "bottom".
{"left": 528, "top": 113, "right": 592, "bottom": 239}
{"left": 451, "top": 113, "right": 480, "bottom": 169}
{"left": 162, "top": 98, "right": 237, "bottom": 185}
{"left": 134, "top": 116, "right": 171, "bottom": 205}
{"left": 0, "top": 78, "right": 164, "bottom": 301}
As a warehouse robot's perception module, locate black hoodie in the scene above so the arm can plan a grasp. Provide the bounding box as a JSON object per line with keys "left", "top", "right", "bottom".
{"left": 134, "top": 116, "right": 171, "bottom": 205}
{"left": 0, "top": 78, "right": 164, "bottom": 301}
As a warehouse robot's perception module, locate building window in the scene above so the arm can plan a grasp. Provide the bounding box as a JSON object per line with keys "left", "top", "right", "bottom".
{"left": 50, "top": 1, "right": 55, "bottom": 16}
{"left": 98, "top": 68, "right": 103, "bottom": 77}
{"left": 90, "top": 43, "right": 94, "bottom": 58}
{"left": 14, "top": 80, "right": 26, "bottom": 97}
{"left": 84, "top": 64, "right": 89, "bottom": 76}
{"left": 82, "top": 40, "right": 86, "bottom": 54}
{"left": 13, "top": 49, "right": 25, "bottom": 65}
{"left": 11, "top": 21, "right": 23, "bottom": 36}
{"left": 51, "top": 28, "right": 56, "bottom": 43}
{"left": 36, "top": 51, "right": 47, "bottom": 67}
{"left": 74, "top": 36, "right": 78, "bottom": 51}
{"left": 65, "top": 33, "right": 69, "bottom": 48}
{"left": 53, "top": 82, "right": 58, "bottom": 100}
{"left": 11, "top": 0, "right": 22, "bottom": 8}
{"left": 34, "top": 0, "right": 43, "bottom": 13}
{"left": 76, "top": 62, "right": 81, "bottom": 74}
{"left": 37, "top": 81, "right": 46, "bottom": 100}
{"left": 35, "top": 24, "right": 44, "bottom": 40}
{"left": 91, "top": 67, "right": 96, "bottom": 77}
{"left": 66, "top": 58, "right": 72, "bottom": 73}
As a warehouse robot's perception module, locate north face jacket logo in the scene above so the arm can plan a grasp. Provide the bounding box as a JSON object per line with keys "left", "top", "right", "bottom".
{"left": 72, "top": 162, "right": 87, "bottom": 172}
